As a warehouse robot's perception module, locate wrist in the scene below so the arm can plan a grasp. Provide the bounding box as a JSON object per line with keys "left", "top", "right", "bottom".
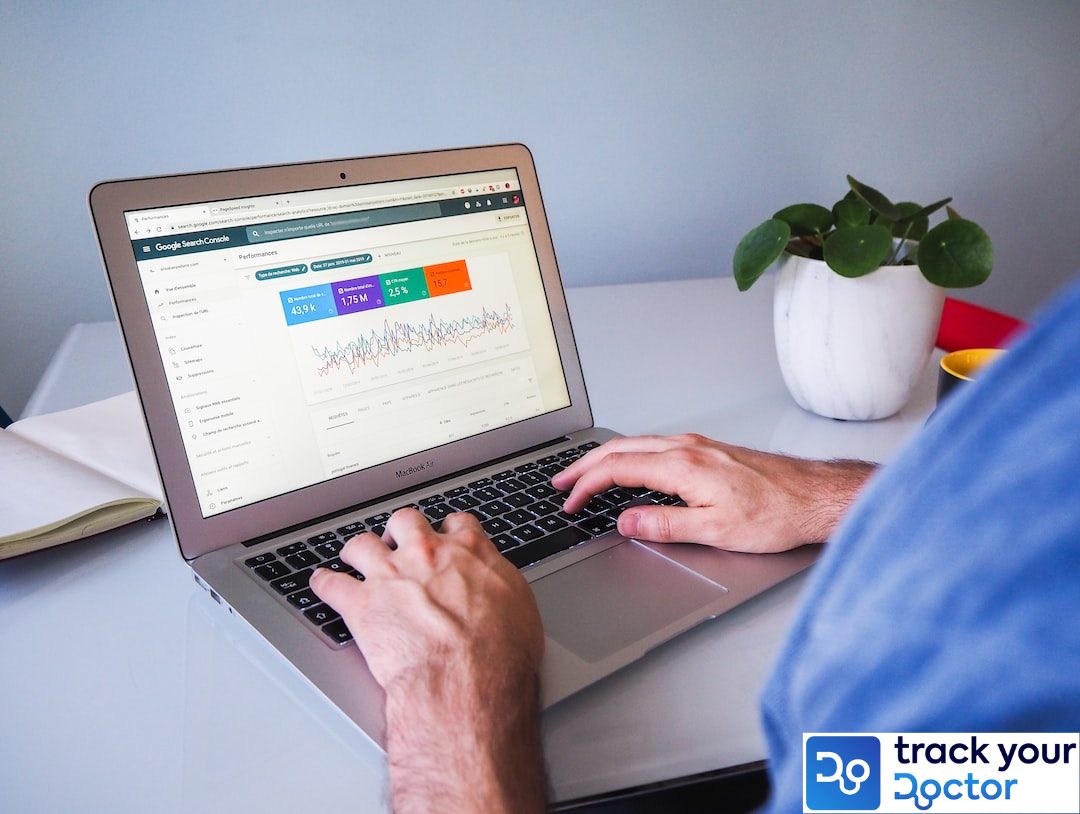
{"left": 798, "top": 458, "right": 877, "bottom": 542}
{"left": 382, "top": 649, "right": 546, "bottom": 814}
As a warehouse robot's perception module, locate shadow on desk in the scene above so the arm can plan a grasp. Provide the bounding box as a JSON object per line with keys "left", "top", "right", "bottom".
{"left": 554, "top": 762, "right": 769, "bottom": 813}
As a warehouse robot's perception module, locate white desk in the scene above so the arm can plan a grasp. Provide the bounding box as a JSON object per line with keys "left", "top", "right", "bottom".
{"left": 1, "top": 278, "right": 936, "bottom": 811}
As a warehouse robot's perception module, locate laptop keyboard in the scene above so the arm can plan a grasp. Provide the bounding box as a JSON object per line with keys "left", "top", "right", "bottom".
{"left": 241, "top": 441, "right": 683, "bottom": 646}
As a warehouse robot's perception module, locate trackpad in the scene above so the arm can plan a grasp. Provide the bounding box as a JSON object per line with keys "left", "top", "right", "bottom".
{"left": 531, "top": 540, "right": 727, "bottom": 663}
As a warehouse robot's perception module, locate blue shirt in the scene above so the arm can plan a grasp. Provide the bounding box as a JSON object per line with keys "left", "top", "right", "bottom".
{"left": 760, "top": 277, "right": 1080, "bottom": 813}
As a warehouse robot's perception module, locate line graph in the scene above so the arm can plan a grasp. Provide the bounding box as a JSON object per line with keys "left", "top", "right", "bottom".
{"left": 286, "top": 252, "right": 532, "bottom": 405}
{"left": 312, "top": 303, "right": 516, "bottom": 375}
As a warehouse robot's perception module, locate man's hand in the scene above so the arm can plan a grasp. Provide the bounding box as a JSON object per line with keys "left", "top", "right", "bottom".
{"left": 311, "top": 509, "right": 547, "bottom": 814}
{"left": 553, "top": 433, "right": 876, "bottom": 553}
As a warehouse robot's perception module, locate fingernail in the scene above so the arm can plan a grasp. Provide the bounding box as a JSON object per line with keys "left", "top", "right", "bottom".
{"left": 618, "top": 510, "right": 640, "bottom": 538}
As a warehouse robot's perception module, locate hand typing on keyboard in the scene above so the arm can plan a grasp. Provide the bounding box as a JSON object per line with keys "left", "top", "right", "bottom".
{"left": 309, "top": 510, "right": 547, "bottom": 814}
{"left": 552, "top": 434, "right": 877, "bottom": 553}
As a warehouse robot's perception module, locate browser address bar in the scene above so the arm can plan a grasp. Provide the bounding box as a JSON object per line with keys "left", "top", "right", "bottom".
{"left": 172, "top": 189, "right": 457, "bottom": 232}
{"left": 246, "top": 202, "right": 443, "bottom": 243}
{"left": 236, "top": 188, "right": 455, "bottom": 221}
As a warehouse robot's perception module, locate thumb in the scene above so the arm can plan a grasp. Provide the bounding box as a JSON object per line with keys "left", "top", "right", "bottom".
{"left": 616, "top": 505, "right": 688, "bottom": 544}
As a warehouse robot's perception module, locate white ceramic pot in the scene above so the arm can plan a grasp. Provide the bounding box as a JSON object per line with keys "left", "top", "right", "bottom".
{"left": 773, "top": 253, "right": 945, "bottom": 421}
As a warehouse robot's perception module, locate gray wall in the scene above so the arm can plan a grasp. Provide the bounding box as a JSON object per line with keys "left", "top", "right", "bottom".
{"left": 3, "top": 1, "right": 1079, "bottom": 417}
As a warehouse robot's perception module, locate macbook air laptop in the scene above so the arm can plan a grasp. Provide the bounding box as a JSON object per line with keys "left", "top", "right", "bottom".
{"left": 90, "top": 143, "right": 817, "bottom": 747}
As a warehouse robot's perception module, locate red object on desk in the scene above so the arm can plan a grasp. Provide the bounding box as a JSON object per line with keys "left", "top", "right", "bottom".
{"left": 936, "top": 297, "right": 1027, "bottom": 352}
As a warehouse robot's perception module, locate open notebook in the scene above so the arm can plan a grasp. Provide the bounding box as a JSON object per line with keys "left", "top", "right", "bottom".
{"left": 89, "top": 143, "right": 817, "bottom": 747}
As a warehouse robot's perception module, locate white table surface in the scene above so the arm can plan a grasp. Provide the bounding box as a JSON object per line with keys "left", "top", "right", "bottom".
{"left": 1, "top": 277, "right": 937, "bottom": 811}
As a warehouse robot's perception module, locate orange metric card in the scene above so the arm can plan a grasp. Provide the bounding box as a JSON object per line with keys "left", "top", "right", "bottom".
{"left": 424, "top": 260, "right": 471, "bottom": 297}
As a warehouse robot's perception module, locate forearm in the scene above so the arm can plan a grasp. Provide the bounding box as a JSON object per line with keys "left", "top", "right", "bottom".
{"left": 383, "top": 655, "right": 547, "bottom": 814}
{"left": 790, "top": 457, "right": 878, "bottom": 543}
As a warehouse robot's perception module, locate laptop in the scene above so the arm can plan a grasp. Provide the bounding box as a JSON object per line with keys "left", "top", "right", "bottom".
{"left": 89, "top": 143, "right": 817, "bottom": 747}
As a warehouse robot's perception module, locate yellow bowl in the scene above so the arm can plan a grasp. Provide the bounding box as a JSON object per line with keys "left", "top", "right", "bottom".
{"left": 937, "top": 348, "right": 1005, "bottom": 402}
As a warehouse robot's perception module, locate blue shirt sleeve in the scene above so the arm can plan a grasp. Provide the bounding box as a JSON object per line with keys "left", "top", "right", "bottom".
{"left": 759, "top": 276, "right": 1080, "bottom": 813}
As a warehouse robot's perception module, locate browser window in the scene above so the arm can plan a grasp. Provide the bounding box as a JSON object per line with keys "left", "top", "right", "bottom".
{"left": 126, "top": 169, "right": 570, "bottom": 518}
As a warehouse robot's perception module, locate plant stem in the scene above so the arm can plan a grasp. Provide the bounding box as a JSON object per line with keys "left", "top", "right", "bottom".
{"left": 887, "top": 224, "right": 914, "bottom": 265}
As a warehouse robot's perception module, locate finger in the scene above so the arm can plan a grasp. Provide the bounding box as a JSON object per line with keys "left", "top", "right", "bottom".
{"left": 383, "top": 506, "right": 434, "bottom": 546}
{"left": 562, "top": 449, "right": 686, "bottom": 514}
{"left": 310, "top": 567, "right": 367, "bottom": 616}
{"left": 552, "top": 436, "right": 670, "bottom": 491}
{"left": 437, "top": 510, "right": 485, "bottom": 536}
{"left": 339, "top": 530, "right": 398, "bottom": 577}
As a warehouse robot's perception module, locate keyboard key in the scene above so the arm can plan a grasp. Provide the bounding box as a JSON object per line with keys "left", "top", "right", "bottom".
{"left": 579, "top": 516, "right": 618, "bottom": 536}
{"left": 313, "top": 539, "right": 344, "bottom": 558}
{"left": 527, "top": 499, "right": 560, "bottom": 517}
{"left": 482, "top": 516, "right": 513, "bottom": 535}
{"left": 525, "top": 483, "right": 558, "bottom": 500}
{"left": 277, "top": 541, "right": 309, "bottom": 557}
{"left": 308, "top": 531, "right": 338, "bottom": 545}
{"left": 503, "top": 526, "right": 589, "bottom": 568}
{"left": 423, "top": 502, "right": 454, "bottom": 521}
{"left": 534, "top": 515, "right": 568, "bottom": 534}
{"left": 285, "top": 550, "right": 320, "bottom": 570}
{"left": 516, "top": 471, "right": 548, "bottom": 486}
{"left": 322, "top": 618, "right": 353, "bottom": 645}
{"left": 337, "top": 521, "right": 366, "bottom": 537}
{"left": 253, "top": 560, "right": 291, "bottom": 581}
{"left": 321, "top": 558, "right": 356, "bottom": 575}
{"left": 498, "top": 477, "right": 526, "bottom": 492}
{"left": 270, "top": 568, "right": 313, "bottom": 595}
{"left": 502, "top": 491, "right": 533, "bottom": 509}
{"left": 584, "top": 495, "right": 616, "bottom": 513}
{"left": 448, "top": 494, "right": 481, "bottom": 511}
{"left": 491, "top": 533, "right": 518, "bottom": 552}
{"left": 287, "top": 588, "right": 320, "bottom": 609}
{"left": 503, "top": 509, "right": 537, "bottom": 527}
{"left": 508, "top": 524, "right": 546, "bottom": 544}
{"left": 473, "top": 486, "right": 505, "bottom": 502}
{"left": 245, "top": 552, "right": 277, "bottom": 568}
{"left": 303, "top": 604, "right": 341, "bottom": 626}
{"left": 606, "top": 487, "right": 637, "bottom": 506}
{"left": 480, "top": 499, "right": 513, "bottom": 516}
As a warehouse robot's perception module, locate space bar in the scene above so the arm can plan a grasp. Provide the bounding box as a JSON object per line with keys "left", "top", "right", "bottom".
{"left": 503, "top": 526, "right": 591, "bottom": 568}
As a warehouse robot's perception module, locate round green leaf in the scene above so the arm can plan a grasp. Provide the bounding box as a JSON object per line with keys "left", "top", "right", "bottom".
{"left": 773, "top": 203, "right": 834, "bottom": 237}
{"left": 833, "top": 199, "right": 872, "bottom": 229}
{"left": 733, "top": 218, "right": 791, "bottom": 291}
{"left": 918, "top": 219, "right": 994, "bottom": 288}
{"left": 823, "top": 224, "right": 894, "bottom": 277}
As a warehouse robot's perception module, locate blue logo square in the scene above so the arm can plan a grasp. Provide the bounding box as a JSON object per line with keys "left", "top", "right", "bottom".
{"left": 805, "top": 735, "right": 881, "bottom": 811}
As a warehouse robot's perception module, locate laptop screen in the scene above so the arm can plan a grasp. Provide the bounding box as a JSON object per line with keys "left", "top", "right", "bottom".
{"left": 123, "top": 168, "right": 571, "bottom": 519}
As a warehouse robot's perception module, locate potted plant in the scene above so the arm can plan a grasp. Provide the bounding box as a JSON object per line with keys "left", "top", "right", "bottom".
{"left": 732, "top": 176, "right": 993, "bottom": 420}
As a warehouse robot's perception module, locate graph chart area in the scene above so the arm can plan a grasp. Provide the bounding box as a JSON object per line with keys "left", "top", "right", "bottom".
{"left": 283, "top": 254, "right": 531, "bottom": 404}
{"left": 279, "top": 253, "right": 542, "bottom": 474}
